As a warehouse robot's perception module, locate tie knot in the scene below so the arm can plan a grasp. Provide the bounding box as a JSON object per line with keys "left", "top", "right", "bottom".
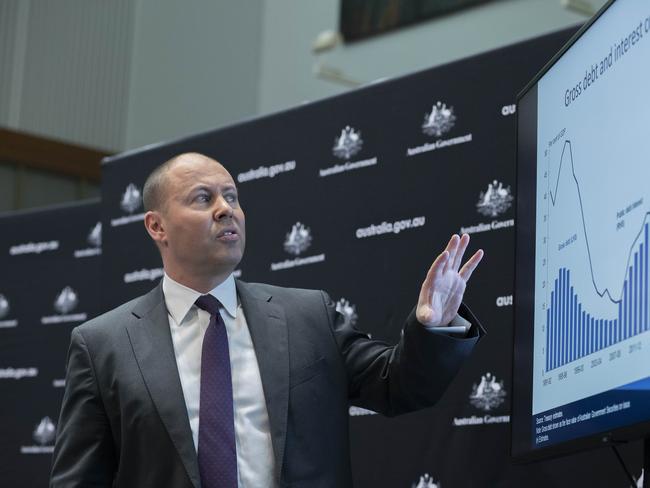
{"left": 195, "top": 294, "right": 222, "bottom": 316}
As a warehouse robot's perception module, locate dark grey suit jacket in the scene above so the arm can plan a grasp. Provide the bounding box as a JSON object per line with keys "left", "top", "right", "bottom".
{"left": 50, "top": 280, "right": 483, "bottom": 487}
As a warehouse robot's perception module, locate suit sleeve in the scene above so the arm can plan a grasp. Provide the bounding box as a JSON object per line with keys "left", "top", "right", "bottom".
{"left": 50, "top": 327, "right": 116, "bottom": 487}
{"left": 321, "top": 291, "right": 484, "bottom": 417}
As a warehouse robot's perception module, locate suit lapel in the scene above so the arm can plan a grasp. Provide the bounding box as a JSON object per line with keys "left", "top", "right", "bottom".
{"left": 125, "top": 284, "right": 200, "bottom": 488}
{"left": 236, "top": 280, "right": 289, "bottom": 482}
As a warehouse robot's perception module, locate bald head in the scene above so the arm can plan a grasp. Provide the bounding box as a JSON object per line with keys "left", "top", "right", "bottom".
{"left": 143, "top": 153, "right": 226, "bottom": 212}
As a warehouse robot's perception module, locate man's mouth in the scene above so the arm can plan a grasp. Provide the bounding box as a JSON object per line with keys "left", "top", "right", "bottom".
{"left": 217, "top": 229, "right": 239, "bottom": 241}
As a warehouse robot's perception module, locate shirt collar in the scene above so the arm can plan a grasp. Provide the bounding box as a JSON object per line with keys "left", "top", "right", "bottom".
{"left": 162, "top": 272, "right": 238, "bottom": 325}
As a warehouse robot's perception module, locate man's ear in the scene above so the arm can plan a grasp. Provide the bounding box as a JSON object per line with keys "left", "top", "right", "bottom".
{"left": 144, "top": 211, "right": 166, "bottom": 245}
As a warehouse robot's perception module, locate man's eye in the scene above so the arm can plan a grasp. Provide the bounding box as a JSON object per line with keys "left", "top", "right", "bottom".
{"left": 196, "top": 193, "right": 210, "bottom": 202}
{"left": 225, "top": 194, "right": 237, "bottom": 203}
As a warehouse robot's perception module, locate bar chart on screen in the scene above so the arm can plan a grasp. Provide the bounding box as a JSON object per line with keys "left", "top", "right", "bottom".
{"left": 532, "top": 131, "right": 650, "bottom": 414}
{"left": 544, "top": 141, "right": 650, "bottom": 373}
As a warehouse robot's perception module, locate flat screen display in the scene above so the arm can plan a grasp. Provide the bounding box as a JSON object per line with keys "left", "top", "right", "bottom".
{"left": 512, "top": 0, "right": 650, "bottom": 461}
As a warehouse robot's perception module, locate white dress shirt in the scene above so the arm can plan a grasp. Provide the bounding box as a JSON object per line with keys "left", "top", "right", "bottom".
{"left": 162, "top": 273, "right": 276, "bottom": 488}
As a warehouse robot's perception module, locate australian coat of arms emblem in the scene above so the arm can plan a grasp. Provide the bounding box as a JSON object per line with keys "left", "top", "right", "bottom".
{"left": 284, "top": 222, "right": 312, "bottom": 256}
{"left": 120, "top": 183, "right": 142, "bottom": 214}
{"left": 333, "top": 126, "right": 363, "bottom": 160}
{"left": 476, "top": 180, "right": 513, "bottom": 217}
{"left": 469, "top": 372, "right": 506, "bottom": 412}
{"left": 422, "top": 101, "right": 456, "bottom": 137}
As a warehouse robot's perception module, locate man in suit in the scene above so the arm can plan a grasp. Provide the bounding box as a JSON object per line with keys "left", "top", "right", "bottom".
{"left": 50, "top": 152, "right": 484, "bottom": 487}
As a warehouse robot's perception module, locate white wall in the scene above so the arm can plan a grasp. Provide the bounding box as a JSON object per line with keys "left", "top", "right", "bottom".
{"left": 0, "top": 0, "right": 611, "bottom": 213}
{"left": 1, "top": 0, "right": 609, "bottom": 152}
{"left": 0, "top": 0, "right": 134, "bottom": 151}
{"left": 124, "top": 0, "right": 264, "bottom": 150}
{"left": 0, "top": 0, "right": 264, "bottom": 152}
{"left": 0, "top": 0, "right": 264, "bottom": 211}
{"left": 257, "top": 0, "right": 607, "bottom": 116}
{"left": 0, "top": 1, "right": 21, "bottom": 126}
{"left": 0, "top": 0, "right": 128, "bottom": 212}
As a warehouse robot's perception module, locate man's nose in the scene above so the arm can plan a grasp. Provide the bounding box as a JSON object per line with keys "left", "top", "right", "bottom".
{"left": 213, "top": 195, "right": 234, "bottom": 219}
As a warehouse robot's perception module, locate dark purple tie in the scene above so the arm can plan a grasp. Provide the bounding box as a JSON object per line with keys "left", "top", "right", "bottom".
{"left": 195, "top": 295, "right": 238, "bottom": 488}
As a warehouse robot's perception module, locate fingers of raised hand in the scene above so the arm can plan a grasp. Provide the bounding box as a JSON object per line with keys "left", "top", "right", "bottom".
{"left": 459, "top": 249, "right": 484, "bottom": 281}
{"left": 424, "top": 250, "right": 449, "bottom": 290}
{"left": 452, "top": 233, "right": 470, "bottom": 271}
{"left": 443, "top": 234, "right": 460, "bottom": 273}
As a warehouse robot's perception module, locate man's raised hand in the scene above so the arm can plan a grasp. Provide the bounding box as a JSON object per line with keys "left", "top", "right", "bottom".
{"left": 416, "top": 234, "right": 484, "bottom": 328}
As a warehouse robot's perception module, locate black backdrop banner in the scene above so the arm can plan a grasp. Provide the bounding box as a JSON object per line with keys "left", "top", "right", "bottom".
{"left": 0, "top": 201, "right": 102, "bottom": 488}
{"left": 0, "top": 28, "right": 642, "bottom": 487}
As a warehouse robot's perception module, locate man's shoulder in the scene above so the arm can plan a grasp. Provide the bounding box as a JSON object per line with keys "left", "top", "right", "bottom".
{"left": 74, "top": 285, "right": 160, "bottom": 338}
{"left": 237, "top": 280, "right": 327, "bottom": 303}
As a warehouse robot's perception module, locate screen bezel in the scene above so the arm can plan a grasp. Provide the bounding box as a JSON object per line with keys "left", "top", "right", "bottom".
{"left": 510, "top": 0, "right": 650, "bottom": 463}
